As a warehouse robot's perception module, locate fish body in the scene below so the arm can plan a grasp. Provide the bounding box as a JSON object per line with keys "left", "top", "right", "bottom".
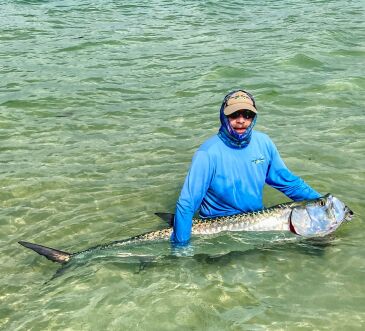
{"left": 18, "top": 194, "right": 353, "bottom": 265}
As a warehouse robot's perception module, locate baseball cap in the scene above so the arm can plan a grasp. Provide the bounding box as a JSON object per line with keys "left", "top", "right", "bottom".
{"left": 223, "top": 91, "right": 257, "bottom": 116}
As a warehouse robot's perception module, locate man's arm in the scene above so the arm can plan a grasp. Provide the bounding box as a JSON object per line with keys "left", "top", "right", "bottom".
{"left": 172, "top": 150, "right": 213, "bottom": 244}
{"left": 265, "top": 140, "right": 321, "bottom": 201}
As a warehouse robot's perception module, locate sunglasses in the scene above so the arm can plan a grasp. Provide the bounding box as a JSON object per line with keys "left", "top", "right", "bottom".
{"left": 228, "top": 110, "right": 256, "bottom": 120}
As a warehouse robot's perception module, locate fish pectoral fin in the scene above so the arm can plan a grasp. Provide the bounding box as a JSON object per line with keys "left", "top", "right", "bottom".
{"left": 154, "top": 213, "right": 175, "bottom": 227}
{"left": 18, "top": 241, "right": 71, "bottom": 264}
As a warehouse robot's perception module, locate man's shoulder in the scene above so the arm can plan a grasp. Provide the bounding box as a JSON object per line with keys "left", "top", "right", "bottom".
{"left": 252, "top": 130, "right": 275, "bottom": 145}
{"left": 198, "top": 134, "right": 222, "bottom": 152}
{"left": 252, "top": 130, "right": 270, "bottom": 140}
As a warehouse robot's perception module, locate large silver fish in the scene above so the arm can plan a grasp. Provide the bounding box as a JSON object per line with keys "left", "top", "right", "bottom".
{"left": 18, "top": 194, "right": 353, "bottom": 264}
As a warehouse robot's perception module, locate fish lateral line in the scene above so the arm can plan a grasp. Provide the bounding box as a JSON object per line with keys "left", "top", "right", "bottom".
{"left": 155, "top": 201, "right": 297, "bottom": 228}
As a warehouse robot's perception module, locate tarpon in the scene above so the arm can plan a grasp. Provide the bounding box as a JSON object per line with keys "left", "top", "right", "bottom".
{"left": 18, "top": 194, "right": 353, "bottom": 265}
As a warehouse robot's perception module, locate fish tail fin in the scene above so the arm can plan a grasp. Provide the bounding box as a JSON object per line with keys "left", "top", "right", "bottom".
{"left": 155, "top": 213, "right": 175, "bottom": 227}
{"left": 18, "top": 241, "right": 71, "bottom": 264}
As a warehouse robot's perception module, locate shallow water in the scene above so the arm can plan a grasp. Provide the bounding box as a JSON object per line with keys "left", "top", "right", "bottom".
{"left": 1, "top": 0, "right": 364, "bottom": 330}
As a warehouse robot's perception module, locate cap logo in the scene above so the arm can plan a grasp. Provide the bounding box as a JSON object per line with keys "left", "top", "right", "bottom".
{"left": 226, "top": 92, "right": 253, "bottom": 105}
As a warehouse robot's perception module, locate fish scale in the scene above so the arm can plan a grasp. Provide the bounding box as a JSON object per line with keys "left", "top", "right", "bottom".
{"left": 67, "top": 201, "right": 317, "bottom": 260}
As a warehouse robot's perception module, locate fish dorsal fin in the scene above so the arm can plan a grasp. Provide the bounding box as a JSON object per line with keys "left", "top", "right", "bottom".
{"left": 155, "top": 213, "right": 175, "bottom": 227}
{"left": 18, "top": 241, "right": 71, "bottom": 264}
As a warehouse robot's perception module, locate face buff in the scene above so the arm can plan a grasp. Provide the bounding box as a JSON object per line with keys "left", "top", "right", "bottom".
{"left": 217, "top": 90, "right": 257, "bottom": 149}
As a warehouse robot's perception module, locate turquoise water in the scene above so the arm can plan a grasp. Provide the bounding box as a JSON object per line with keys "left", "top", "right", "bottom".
{"left": 1, "top": 0, "right": 364, "bottom": 330}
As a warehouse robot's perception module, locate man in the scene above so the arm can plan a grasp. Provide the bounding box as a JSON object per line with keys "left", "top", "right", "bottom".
{"left": 172, "top": 89, "right": 321, "bottom": 244}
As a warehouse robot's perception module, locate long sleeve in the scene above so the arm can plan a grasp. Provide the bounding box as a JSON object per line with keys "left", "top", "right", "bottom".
{"left": 172, "top": 150, "right": 214, "bottom": 244}
{"left": 265, "top": 141, "right": 321, "bottom": 201}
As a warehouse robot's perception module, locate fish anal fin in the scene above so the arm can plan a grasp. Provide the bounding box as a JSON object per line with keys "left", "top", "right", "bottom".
{"left": 18, "top": 241, "right": 71, "bottom": 264}
{"left": 155, "top": 213, "right": 175, "bottom": 227}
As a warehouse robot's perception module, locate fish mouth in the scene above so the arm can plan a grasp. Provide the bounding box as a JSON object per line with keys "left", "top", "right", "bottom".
{"left": 345, "top": 207, "right": 354, "bottom": 222}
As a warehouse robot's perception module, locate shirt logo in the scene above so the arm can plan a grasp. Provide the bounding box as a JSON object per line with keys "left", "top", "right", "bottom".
{"left": 252, "top": 157, "right": 265, "bottom": 164}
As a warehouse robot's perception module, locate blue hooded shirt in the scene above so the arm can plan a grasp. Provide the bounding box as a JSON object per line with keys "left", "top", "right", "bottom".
{"left": 172, "top": 91, "right": 321, "bottom": 244}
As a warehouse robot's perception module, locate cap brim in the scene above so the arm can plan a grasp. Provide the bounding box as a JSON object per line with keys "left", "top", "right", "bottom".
{"left": 224, "top": 103, "right": 257, "bottom": 116}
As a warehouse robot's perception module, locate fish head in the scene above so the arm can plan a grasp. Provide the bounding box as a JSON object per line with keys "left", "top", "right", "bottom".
{"left": 290, "top": 194, "right": 353, "bottom": 237}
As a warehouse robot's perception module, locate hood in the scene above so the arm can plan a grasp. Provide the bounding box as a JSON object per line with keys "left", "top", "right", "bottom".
{"left": 217, "top": 90, "right": 257, "bottom": 149}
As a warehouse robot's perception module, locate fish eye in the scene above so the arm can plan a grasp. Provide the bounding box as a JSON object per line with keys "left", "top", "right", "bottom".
{"left": 319, "top": 199, "right": 326, "bottom": 207}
